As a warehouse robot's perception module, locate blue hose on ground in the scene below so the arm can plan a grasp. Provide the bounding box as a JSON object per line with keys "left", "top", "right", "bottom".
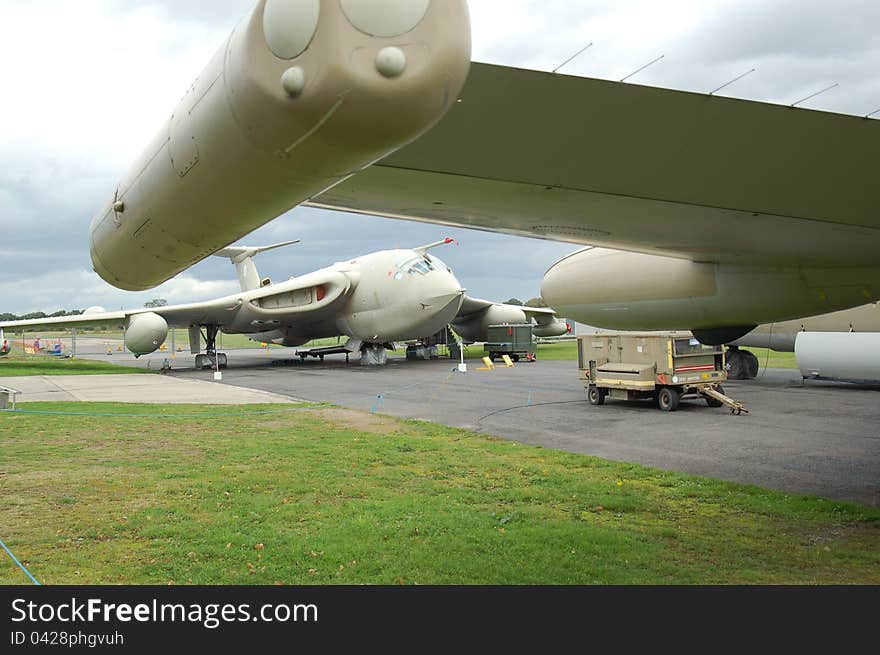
{"left": 0, "top": 536, "right": 40, "bottom": 585}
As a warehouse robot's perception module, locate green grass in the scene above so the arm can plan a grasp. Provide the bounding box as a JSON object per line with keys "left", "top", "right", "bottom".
{"left": 535, "top": 341, "right": 579, "bottom": 361}
{"left": 745, "top": 348, "right": 798, "bottom": 370}
{"left": 1, "top": 402, "right": 876, "bottom": 585}
{"left": 0, "top": 355, "right": 151, "bottom": 378}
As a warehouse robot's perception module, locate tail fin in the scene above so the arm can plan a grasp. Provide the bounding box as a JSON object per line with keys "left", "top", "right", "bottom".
{"left": 214, "top": 241, "right": 300, "bottom": 292}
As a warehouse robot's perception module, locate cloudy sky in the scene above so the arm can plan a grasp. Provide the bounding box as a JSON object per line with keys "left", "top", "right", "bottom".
{"left": 1, "top": 0, "right": 878, "bottom": 314}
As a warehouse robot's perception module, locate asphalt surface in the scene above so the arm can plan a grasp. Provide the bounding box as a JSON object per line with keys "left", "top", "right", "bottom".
{"left": 71, "top": 341, "right": 880, "bottom": 507}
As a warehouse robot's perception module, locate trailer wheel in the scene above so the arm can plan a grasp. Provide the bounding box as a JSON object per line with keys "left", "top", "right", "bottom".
{"left": 588, "top": 386, "right": 605, "bottom": 406}
{"left": 513, "top": 354, "right": 521, "bottom": 363}
{"left": 705, "top": 385, "right": 724, "bottom": 408}
{"left": 657, "top": 387, "right": 680, "bottom": 412}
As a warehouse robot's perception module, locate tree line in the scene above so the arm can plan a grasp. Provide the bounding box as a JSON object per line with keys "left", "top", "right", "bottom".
{"left": 0, "top": 309, "right": 84, "bottom": 322}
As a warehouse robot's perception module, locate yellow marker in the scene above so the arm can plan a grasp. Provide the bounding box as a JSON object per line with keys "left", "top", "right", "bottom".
{"left": 501, "top": 355, "right": 515, "bottom": 368}
{"left": 478, "top": 357, "right": 496, "bottom": 371}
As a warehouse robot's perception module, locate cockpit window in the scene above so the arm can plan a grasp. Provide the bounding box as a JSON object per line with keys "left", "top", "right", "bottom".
{"left": 428, "top": 255, "right": 453, "bottom": 274}
{"left": 397, "top": 256, "right": 435, "bottom": 276}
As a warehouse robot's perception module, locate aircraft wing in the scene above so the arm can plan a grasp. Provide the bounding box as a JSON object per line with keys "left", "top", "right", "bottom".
{"left": 0, "top": 300, "right": 244, "bottom": 333}
{"left": 0, "top": 271, "right": 354, "bottom": 333}
{"left": 312, "top": 62, "right": 880, "bottom": 268}
{"left": 457, "top": 296, "right": 557, "bottom": 320}
{"left": 0, "top": 313, "right": 129, "bottom": 332}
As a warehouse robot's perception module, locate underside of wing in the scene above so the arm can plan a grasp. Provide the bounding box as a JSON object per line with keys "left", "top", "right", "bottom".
{"left": 313, "top": 62, "right": 880, "bottom": 267}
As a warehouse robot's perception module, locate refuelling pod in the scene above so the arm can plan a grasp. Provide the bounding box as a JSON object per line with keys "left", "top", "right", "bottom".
{"left": 125, "top": 313, "right": 169, "bottom": 357}
{"left": 533, "top": 320, "right": 569, "bottom": 338}
{"left": 542, "top": 247, "right": 880, "bottom": 332}
{"left": 90, "top": 0, "right": 472, "bottom": 291}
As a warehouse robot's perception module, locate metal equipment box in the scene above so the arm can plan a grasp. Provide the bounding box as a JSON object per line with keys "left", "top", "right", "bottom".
{"left": 578, "top": 332, "right": 745, "bottom": 413}
{"left": 484, "top": 324, "right": 536, "bottom": 362}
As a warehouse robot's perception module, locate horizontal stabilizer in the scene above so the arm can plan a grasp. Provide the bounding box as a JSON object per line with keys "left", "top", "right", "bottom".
{"left": 214, "top": 240, "right": 301, "bottom": 292}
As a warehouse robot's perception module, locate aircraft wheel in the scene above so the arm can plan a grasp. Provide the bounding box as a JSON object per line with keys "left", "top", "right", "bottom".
{"left": 657, "top": 387, "right": 681, "bottom": 412}
{"left": 217, "top": 353, "right": 228, "bottom": 370}
{"left": 726, "top": 349, "right": 758, "bottom": 380}
{"left": 588, "top": 386, "right": 606, "bottom": 406}
{"left": 726, "top": 350, "right": 745, "bottom": 379}
{"left": 743, "top": 350, "right": 759, "bottom": 378}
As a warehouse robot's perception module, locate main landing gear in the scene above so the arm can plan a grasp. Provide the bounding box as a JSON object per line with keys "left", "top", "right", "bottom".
{"left": 195, "top": 325, "right": 228, "bottom": 370}
{"left": 361, "top": 343, "right": 390, "bottom": 366}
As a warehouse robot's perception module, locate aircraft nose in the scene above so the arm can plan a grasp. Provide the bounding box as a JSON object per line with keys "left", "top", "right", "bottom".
{"left": 420, "top": 271, "right": 465, "bottom": 312}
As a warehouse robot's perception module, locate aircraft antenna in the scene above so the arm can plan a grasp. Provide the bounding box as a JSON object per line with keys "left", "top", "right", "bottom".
{"left": 552, "top": 42, "right": 593, "bottom": 74}
{"left": 865, "top": 108, "right": 880, "bottom": 119}
{"left": 709, "top": 68, "right": 756, "bottom": 96}
{"left": 790, "top": 83, "right": 839, "bottom": 107}
{"left": 620, "top": 54, "right": 665, "bottom": 83}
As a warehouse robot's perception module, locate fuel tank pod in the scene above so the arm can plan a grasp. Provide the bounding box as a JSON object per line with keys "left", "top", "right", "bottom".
{"left": 91, "top": 0, "right": 472, "bottom": 291}
{"left": 542, "top": 247, "right": 880, "bottom": 331}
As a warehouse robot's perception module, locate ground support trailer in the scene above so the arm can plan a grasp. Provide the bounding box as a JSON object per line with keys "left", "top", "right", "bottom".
{"left": 484, "top": 324, "right": 537, "bottom": 363}
{"left": 578, "top": 332, "right": 747, "bottom": 414}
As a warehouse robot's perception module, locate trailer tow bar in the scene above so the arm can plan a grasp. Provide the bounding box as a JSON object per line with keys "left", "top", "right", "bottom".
{"left": 701, "top": 387, "right": 748, "bottom": 415}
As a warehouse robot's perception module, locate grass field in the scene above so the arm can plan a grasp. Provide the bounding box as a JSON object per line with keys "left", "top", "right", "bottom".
{"left": 1, "top": 402, "right": 876, "bottom": 585}
{"left": 745, "top": 347, "right": 798, "bottom": 370}
{"left": 0, "top": 355, "right": 150, "bottom": 378}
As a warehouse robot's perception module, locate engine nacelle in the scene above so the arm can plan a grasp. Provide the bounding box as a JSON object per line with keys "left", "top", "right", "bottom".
{"left": 542, "top": 247, "right": 880, "bottom": 331}
{"left": 125, "top": 313, "right": 169, "bottom": 357}
{"left": 795, "top": 332, "right": 880, "bottom": 383}
{"left": 453, "top": 305, "right": 527, "bottom": 343}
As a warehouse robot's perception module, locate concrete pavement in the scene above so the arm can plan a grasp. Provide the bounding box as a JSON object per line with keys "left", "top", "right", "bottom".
{"left": 0, "top": 374, "right": 297, "bottom": 405}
